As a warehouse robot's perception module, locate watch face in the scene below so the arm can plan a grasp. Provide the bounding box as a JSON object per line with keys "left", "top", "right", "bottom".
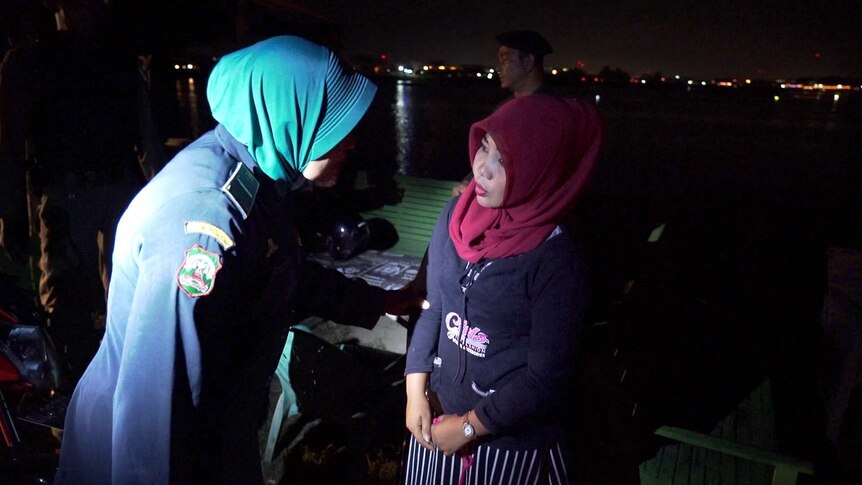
{"left": 463, "top": 423, "right": 475, "bottom": 437}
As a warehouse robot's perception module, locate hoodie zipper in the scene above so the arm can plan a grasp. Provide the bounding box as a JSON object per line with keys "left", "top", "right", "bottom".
{"left": 453, "top": 260, "right": 493, "bottom": 383}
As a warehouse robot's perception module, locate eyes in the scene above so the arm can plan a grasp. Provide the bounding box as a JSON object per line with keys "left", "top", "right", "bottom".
{"left": 479, "top": 136, "right": 503, "bottom": 165}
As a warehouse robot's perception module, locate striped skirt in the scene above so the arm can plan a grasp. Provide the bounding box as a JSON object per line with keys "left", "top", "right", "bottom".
{"left": 401, "top": 435, "right": 571, "bottom": 485}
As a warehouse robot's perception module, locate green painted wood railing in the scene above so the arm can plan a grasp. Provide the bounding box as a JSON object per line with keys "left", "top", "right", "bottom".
{"left": 654, "top": 426, "right": 815, "bottom": 485}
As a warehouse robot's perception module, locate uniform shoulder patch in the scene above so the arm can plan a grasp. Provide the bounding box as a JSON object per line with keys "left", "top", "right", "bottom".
{"left": 176, "top": 244, "right": 223, "bottom": 297}
{"left": 184, "top": 221, "right": 235, "bottom": 251}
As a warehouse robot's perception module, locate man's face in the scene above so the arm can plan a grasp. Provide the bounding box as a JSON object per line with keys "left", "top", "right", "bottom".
{"left": 497, "top": 46, "right": 530, "bottom": 92}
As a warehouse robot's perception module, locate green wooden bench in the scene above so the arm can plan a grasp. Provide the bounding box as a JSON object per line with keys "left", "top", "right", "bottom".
{"left": 631, "top": 224, "right": 816, "bottom": 485}
{"left": 360, "top": 174, "right": 455, "bottom": 258}
{"left": 644, "top": 381, "right": 815, "bottom": 484}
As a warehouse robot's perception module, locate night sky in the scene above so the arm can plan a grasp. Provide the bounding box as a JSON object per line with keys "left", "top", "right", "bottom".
{"left": 294, "top": 0, "right": 861, "bottom": 80}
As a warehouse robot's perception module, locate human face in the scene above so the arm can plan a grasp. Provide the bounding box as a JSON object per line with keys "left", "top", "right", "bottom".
{"left": 472, "top": 134, "right": 507, "bottom": 208}
{"left": 302, "top": 133, "right": 356, "bottom": 187}
{"left": 497, "top": 46, "right": 529, "bottom": 92}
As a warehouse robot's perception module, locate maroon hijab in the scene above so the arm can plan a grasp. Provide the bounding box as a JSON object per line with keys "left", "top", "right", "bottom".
{"left": 448, "top": 95, "right": 604, "bottom": 263}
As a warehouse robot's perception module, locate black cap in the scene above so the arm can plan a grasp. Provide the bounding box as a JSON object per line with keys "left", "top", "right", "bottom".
{"left": 495, "top": 30, "right": 553, "bottom": 59}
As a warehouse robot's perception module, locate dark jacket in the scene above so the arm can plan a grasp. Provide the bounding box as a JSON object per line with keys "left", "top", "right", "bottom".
{"left": 57, "top": 125, "right": 386, "bottom": 484}
{"left": 406, "top": 199, "right": 590, "bottom": 450}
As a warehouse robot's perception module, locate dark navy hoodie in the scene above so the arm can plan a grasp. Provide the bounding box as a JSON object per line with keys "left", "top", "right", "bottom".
{"left": 405, "top": 199, "right": 590, "bottom": 450}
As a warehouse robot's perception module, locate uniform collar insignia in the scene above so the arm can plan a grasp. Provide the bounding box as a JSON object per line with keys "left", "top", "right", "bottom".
{"left": 222, "top": 162, "right": 259, "bottom": 219}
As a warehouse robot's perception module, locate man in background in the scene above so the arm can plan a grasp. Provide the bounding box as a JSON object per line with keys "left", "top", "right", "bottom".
{"left": 452, "top": 29, "right": 554, "bottom": 196}
{"left": 495, "top": 29, "right": 554, "bottom": 98}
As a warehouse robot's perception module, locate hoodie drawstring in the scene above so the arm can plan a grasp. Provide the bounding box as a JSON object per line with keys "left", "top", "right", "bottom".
{"left": 453, "top": 260, "right": 493, "bottom": 383}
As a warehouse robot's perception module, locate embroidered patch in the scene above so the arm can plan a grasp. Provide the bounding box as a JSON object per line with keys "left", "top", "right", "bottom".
{"left": 184, "top": 221, "right": 235, "bottom": 250}
{"left": 176, "top": 245, "right": 222, "bottom": 297}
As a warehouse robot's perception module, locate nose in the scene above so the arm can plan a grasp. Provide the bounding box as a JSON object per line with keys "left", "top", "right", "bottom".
{"left": 474, "top": 154, "right": 491, "bottom": 180}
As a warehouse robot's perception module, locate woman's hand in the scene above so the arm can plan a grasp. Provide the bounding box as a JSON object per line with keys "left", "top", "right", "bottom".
{"left": 431, "top": 411, "right": 490, "bottom": 455}
{"left": 429, "top": 414, "right": 469, "bottom": 455}
{"left": 405, "top": 373, "right": 435, "bottom": 451}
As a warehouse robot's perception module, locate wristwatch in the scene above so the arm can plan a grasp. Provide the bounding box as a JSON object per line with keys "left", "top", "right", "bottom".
{"left": 462, "top": 412, "right": 477, "bottom": 440}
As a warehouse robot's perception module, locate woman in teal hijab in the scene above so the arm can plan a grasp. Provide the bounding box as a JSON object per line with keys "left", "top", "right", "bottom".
{"left": 208, "top": 35, "right": 376, "bottom": 183}
{"left": 57, "top": 36, "right": 385, "bottom": 484}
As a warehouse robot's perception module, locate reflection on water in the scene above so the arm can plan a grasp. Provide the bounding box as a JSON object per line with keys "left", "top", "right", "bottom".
{"left": 393, "top": 81, "right": 416, "bottom": 175}
{"left": 188, "top": 78, "right": 200, "bottom": 139}
{"left": 173, "top": 77, "right": 204, "bottom": 140}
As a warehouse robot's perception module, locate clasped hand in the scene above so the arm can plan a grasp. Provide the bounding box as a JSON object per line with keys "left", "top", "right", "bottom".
{"left": 429, "top": 414, "right": 471, "bottom": 455}
{"left": 405, "top": 396, "right": 470, "bottom": 456}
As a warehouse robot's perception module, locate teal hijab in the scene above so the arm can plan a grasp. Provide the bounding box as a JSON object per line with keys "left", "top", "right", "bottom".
{"left": 207, "top": 36, "right": 377, "bottom": 182}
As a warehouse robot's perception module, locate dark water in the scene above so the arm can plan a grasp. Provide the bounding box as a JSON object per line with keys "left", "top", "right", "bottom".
{"left": 169, "top": 73, "right": 860, "bottom": 245}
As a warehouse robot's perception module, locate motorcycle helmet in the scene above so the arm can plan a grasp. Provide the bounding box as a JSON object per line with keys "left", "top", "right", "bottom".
{"left": 325, "top": 212, "right": 371, "bottom": 260}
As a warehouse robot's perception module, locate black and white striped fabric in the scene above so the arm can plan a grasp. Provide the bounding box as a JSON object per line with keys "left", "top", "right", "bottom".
{"left": 402, "top": 435, "right": 571, "bottom": 484}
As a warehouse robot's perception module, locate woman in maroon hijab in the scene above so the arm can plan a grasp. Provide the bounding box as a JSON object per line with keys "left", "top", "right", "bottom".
{"left": 403, "top": 94, "right": 605, "bottom": 484}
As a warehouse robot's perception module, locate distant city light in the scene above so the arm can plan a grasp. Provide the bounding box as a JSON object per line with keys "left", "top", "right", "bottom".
{"left": 349, "top": 58, "right": 852, "bottom": 94}
{"left": 774, "top": 95, "right": 780, "bottom": 102}
{"left": 187, "top": 64, "right": 193, "bottom": 69}
{"left": 834, "top": 94, "right": 840, "bottom": 101}
{"left": 595, "top": 94, "right": 601, "bottom": 104}
{"left": 174, "top": 64, "right": 180, "bottom": 70}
